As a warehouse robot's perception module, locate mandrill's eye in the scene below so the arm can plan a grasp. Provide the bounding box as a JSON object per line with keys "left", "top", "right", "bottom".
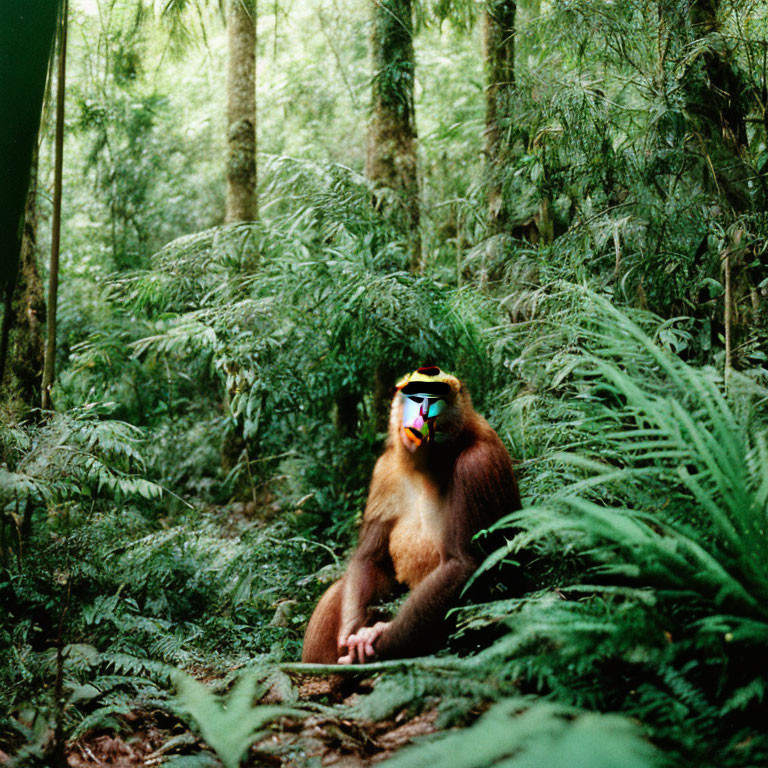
{"left": 400, "top": 381, "right": 451, "bottom": 397}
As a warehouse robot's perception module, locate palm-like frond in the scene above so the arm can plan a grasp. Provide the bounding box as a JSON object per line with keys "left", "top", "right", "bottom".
{"left": 172, "top": 668, "right": 303, "bottom": 768}
{"left": 497, "top": 291, "right": 768, "bottom": 629}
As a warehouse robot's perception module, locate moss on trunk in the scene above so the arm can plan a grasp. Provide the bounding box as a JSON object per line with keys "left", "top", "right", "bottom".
{"left": 3, "top": 146, "right": 45, "bottom": 419}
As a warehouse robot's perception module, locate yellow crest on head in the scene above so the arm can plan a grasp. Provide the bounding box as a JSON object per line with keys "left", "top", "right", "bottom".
{"left": 395, "top": 366, "right": 453, "bottom": 391}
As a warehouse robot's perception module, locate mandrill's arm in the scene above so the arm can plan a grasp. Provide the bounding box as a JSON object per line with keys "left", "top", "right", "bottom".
{"left": 371, "top": 552, "right": 476, "bottom": 660}
{"left": 337, "top": 518, "right": 396, "bottom": 658}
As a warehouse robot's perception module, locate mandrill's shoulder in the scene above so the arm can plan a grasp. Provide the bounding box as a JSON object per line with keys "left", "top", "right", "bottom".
{"left": 459, "top": 411, "right": 512, "bottom": 460}
{"left": 451, "top": 418, "right": 520, "bottom": 508}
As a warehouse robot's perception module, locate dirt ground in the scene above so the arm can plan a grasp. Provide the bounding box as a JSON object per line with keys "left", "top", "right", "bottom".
{"left": 63, "top": 674, "right": 439, "bottom": 768}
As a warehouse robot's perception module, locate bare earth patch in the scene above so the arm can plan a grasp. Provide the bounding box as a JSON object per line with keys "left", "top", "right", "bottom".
{"left": 64, "top": 675, "right": 439, "bottom": 767}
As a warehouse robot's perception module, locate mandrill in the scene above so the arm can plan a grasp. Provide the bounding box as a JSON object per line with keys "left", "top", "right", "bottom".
{"left": 301, "top": 366, "right": 521, "bottom": 664}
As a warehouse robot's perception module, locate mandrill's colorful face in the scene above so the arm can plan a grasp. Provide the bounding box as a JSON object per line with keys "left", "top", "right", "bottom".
{"left": 396, "top": 366, "right": 455, "bottom": 452}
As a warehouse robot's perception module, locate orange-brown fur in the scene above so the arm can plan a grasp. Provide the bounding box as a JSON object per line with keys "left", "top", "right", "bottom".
{"left": 301, "top": 373, "right": 521, "bottom": 664}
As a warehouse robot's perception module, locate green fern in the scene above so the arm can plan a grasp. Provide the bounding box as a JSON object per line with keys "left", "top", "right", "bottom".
{"left": 493, "top": 292, "right": 768, "bottom": 633}
{"left": 0, "top": 405, "right": 163, "bottom": 507}
{"left": 69, "top": 703, "right": 136, "bottom": 742}
{"left": 469, "top": 290, "right": 768, "bottom": 764}
{"left": 171, "top": 668, "right": 305, "bottom": 768}
{"left": 383, "top": 697, "right": 660, "bottom": 768}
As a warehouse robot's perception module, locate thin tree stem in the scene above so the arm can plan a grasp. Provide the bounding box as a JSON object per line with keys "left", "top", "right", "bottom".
{"left": 41, "top": 0, "right": 68, "bottom": 413}
{"left": 723, "top": 249, "right": 732, "bottom": 388}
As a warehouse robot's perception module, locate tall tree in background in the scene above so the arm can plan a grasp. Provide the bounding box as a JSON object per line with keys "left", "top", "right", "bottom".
{"left": 483, "top": 0, "right": 515, "bottom": 235}
{"left": 366, "top": 0, "right": 421, "bottom": 272}
{"left": 0, "top": 1, "right": 59, "bottom": 391}
{"left": 226, "top": 0, "right": 257, "bottom": 222}
{"left": 222, "top": 0, "right": 258, "bottom": 473}
{"left": 682, "top": 0, "right": 751, "bottom": 376}
{"left": 689, "top": 0, "right": 748, "bottom": 156}
{"left": 685, "top": 0, "right": 749, "bottom": 213}
{"left": 334, "top": 0, "right": 422, "bottom": 436}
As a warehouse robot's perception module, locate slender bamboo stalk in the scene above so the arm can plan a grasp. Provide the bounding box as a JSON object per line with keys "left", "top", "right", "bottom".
{"left": 724, "top": 248, "right": 731, "bottom": 387}
{"left": 723, "top": 230, "right": 739, "bottom": 391}
{"left": 0, "top": 292, "right": 12, "bottom": 391}
{"left": 41, "top": 0, "right": 68, "bottom": 412}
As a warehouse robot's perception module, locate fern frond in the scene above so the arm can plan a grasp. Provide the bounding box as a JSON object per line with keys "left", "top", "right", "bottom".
{"left": 383, "top": 697, "right": 659, "bottom": 768}
{"left": 172, "top": 668, "right": 305, "bottom": 768}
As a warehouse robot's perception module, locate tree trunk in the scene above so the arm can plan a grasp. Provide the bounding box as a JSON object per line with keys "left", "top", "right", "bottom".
{"left": 333, "top": 386, "right": 362, "bottom": 477}
{"left": 4, "top": 144, "right": 46, "bottom": 417}
{"left": 372, "top": 361, "right": 395, "bottom": 435}
{"left": 222, "top": 0, "right": 257, "bottom": 475}
{"left": 226, "top": 0, "right": 257, "bottom": 222}
{"left": 221, "top": 386, "right": 246, "bottom": 474}
{"left": 366, "top": 0, "right": 421, "bottom": 272}
{"left": 683, "top": 0, "right": 749, "bottom": 213}
{"left": 0, "top": 0, "right": 59, "bottom": 387}
{"left": 41, "top": 0, "right": 68, "bottom": 412}
{"left": 683, "top": 1, "right": 751, "bottom": 368}
{"left": 483, "top": 0, "right": 516, "bottom": 235}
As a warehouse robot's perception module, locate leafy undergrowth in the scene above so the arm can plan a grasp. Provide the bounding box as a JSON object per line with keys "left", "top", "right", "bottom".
{"left": 3, "top": 289, "right": 768, "bottom": 767}
{"left": 58, "top": 658, "right": 663, "bottom": 768}
{"left": 60, "top": 666, "right": 658, "bottom": 768}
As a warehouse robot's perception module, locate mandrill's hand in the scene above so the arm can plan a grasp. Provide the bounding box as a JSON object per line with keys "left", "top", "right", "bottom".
{"left": 337, "top": 622, "right": 391, "bottom": 664}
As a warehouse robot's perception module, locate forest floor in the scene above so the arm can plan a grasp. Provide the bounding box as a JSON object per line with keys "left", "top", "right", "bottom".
{"left": 56, "top": 500, "right": 445, "bottom": 768}
{"left": 64, "top": 674, "right": 441, "bottom": 767}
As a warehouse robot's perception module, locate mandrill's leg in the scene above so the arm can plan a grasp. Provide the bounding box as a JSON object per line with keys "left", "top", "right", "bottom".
{"left": 301, "top": 575, "right": 393, "bottom": 664}
{"left": 302, "top": 525, "right": 396, "bottom": 664}
{"left": 302, "top": 579, "right": 345, "bottom": 664}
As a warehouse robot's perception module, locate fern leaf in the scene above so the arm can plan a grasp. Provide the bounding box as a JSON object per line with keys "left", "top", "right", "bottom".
{"left": 172, "top": 669, "right": 304, "bottom": 768}
{"left": 383, "top": 698, "right": 659, "bottom": 768}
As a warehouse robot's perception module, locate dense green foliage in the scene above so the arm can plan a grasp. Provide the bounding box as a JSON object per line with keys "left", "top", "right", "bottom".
{"left": 2, "top": 0, "right": 768, "bottom": 766}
